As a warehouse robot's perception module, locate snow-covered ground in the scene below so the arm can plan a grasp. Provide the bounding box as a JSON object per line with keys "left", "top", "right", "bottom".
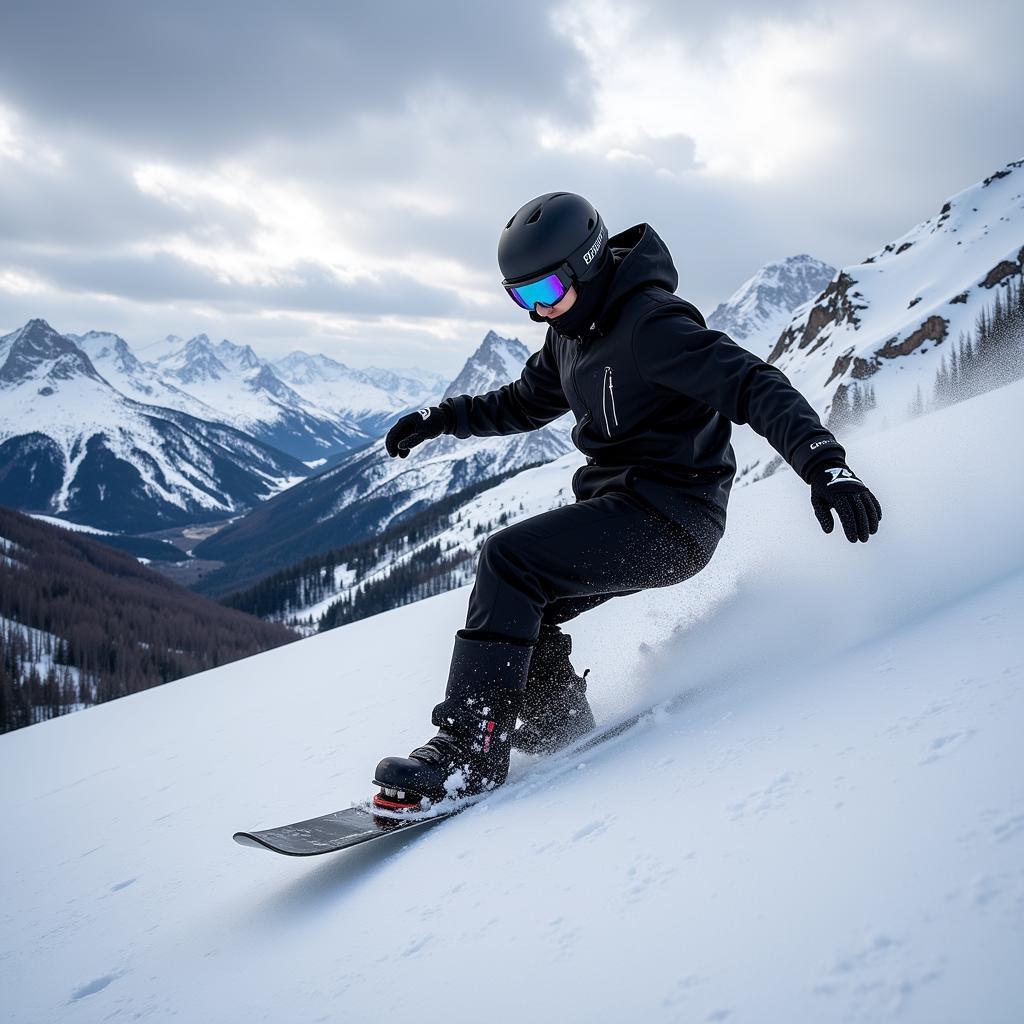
{"left": 27, "top": 514, "right": 116, "bottom": 535}
{"left": 1, "top": 380, "right": 1022, "bottom": 1023}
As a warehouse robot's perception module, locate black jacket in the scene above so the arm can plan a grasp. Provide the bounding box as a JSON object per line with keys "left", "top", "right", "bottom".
{"left": 442, "top": 223, "right": 845, "bottom": 553}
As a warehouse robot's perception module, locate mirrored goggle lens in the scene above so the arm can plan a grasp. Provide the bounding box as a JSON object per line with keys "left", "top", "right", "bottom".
{"left": 506, "top": 273, "right": 567, "bottom": 310}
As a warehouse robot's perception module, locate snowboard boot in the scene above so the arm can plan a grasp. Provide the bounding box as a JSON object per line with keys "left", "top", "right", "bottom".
{"left": 512, "top": 625, "right": 596, "bottom": 755}
{"left": 373, "top": 635, "right": 531, "bottom": 811}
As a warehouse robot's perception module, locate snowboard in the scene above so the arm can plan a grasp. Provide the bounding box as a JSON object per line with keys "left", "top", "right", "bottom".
{"left": 233, "top": 802, "right": 457, "bottom": 856}
{"left": 233, "top": 689, "right": 693, "bottom": 857}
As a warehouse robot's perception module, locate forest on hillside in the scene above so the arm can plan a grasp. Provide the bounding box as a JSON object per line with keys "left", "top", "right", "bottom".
{"left": 225, "top": 464, "right": 546, "bottom": 631}
{"left": 824, "top": 270, "right": 1024, "bottom": 432}
{"left": 910, "top": 269, "right": 1024, "bottom": 417}
{"left": 0, "top": 507, "right": 297, "bottom": 733}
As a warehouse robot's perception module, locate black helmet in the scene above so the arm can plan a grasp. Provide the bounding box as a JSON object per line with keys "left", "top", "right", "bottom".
{"left": 498, "top": 192, "right": 608, "bottom": 287}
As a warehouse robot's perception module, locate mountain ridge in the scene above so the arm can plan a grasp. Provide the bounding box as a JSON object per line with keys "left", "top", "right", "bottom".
{"left": 707, "top": 254, "right": 836, "bottom": 354}
{"left": 0, "top": 320, "right": 310, "bottom": 532}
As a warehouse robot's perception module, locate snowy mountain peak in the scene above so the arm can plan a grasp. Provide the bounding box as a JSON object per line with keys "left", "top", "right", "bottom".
{"left": 443, "top": 331, "right": 529, "bottom": 400}
{"left": 68, "top": 329, "right": 226, "bottom": 417}
{"left": 248, "top": 362, "right": 302, "bottom": 403}
{"left": 271, "top": 350, "right": 446, "bottom": 428}
{"left": 707, "top": 254, "right": 836, "bottom": 353}
{"left": 274, "top": 350, "right": 445, "bottom": 401}
{"left": 358, "top": 364, "right": 448, "bottom": 400}
{"left": 0, "top": 318, "right": 102, "bottom": 388}
{"left": 73, "top": 330, "right": 145, "bottom": 377}
{"left": 160, "top": 335, "right": 229, "bottom": 384}
{"left": 216, "top": 338, "right": 263, "bottom": 372}
{"left": 274, "top": 350, "right": 351, "bottom": 385}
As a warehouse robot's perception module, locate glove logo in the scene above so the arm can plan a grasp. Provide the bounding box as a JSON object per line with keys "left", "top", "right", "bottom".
{"left": 825, "top": 466, "right": 862, "bottom": 486}
{"left": 418, "top": 408, "right": 430, "bottom": 420}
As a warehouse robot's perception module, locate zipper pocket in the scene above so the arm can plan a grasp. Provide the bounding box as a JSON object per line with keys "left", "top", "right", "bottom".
{"left": 602, "top": 366, "right": 620, "bottom": 435}
{"left": 571, "top": 410, "right": 592, "bottom": 448}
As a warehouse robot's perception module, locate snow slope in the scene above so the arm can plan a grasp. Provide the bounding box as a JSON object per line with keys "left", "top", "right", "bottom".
{"left": 1, "top": 380, "right": 1022, "bottom": 1023}
{"left": 769, "top": 159, "right": 1024, "bottom": 421}
{"left": 728, "top": 159, "right": 1024, "bottom": 487}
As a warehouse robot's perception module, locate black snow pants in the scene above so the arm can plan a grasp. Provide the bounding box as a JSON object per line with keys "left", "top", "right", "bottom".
{"left": 460, "top": 490, "right": 718, "bottom": 646}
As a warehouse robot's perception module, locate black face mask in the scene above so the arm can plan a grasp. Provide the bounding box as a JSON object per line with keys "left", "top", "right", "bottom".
{"left": 528, "top": 253, "right": 616, "bottom": 336}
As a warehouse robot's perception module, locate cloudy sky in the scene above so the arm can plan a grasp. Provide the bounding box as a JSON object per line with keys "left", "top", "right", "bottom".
{"left": 1, "top": 0, "right": 1020, "bottom": 375}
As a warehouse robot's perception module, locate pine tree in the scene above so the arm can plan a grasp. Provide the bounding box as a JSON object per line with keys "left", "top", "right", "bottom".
{"left": 850, "top": 387, "right": 865, "bottom": 425}
{"left": 908, "top": 383, "right": 925, "bottom": 418}
{"left": 827, "top": 385, "right": 851, "bottom": 430}
{"left": 937, "top": 353, "right": 953, "bottom": 407}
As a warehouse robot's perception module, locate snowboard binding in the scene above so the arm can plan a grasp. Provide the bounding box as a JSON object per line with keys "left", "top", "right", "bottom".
{"left": 371, "top": 784, "right": 426, "bottom": 815}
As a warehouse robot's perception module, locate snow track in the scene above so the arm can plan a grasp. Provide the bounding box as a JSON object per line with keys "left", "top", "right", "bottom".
{"left": 1, "top": 381, "right": 1022, "bottom": 1022}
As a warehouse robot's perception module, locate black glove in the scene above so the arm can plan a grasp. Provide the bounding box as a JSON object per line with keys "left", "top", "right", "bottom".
{"left": 809, "top": 461, "right": 882, "bottom": 543}
{"left": 385, "top": 405, "right": 452, "bottom": 459}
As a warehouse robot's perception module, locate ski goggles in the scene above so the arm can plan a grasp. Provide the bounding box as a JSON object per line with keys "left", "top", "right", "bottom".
{"left": 503, "top": 265, "right": 573, "bottom": 311}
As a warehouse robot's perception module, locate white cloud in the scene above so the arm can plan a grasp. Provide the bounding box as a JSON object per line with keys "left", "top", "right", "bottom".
{"left": 133, "top": 161, "right": 364, "bottom": 286}
{"left": 0, "top": 1, "right": 1020, "bottom": 372}
{"left": 550, "top": 3, "right": 842, "bottom": 181}
{"left": 0, "top": 102, "right": 63, "bottom": 168}
{"left": 0, "top": 269, "right": 46, "bottom": 295}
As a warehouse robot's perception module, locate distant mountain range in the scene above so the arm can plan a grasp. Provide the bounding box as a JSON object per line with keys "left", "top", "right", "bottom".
{"left": 91, "top": 330, "right": 447, "bottom": 460}
{"left": 271, "top": 350, "right": 447, "bottom": 440}
{"left": 0, "top": 320, "right": 309, "bottom": 532}
{"left": 0, "top": 323, "right": 446, "bottom": 533}
{"left": 126, "top": 333, "right": 364, "bottom": 459}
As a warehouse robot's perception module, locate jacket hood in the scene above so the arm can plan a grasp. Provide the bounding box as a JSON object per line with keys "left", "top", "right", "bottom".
{"left": 595, "top": 223, "right": 704, "bottom": 331}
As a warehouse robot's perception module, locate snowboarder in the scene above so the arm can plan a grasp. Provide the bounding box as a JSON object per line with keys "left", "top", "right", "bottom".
{"left": 374, "top": 192, "right": 882, "bottom": 811}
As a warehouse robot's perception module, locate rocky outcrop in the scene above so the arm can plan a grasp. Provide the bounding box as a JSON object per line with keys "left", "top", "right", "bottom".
{"left": 982, "top": 260, "right": 1022, "bottom": 289}
{"left": 768, "top": 272, "right": 866, "bottom": 364}
{"left": 851, "top": 357, "right": 880, "bottom": 379}
{"left": 876, "top": 316, "right": 949, "bottom": 360}
{"left": 982, "top": 160, "right": 1022, "bottom": 187}
{"left": 825, "top": 348, "right": 855, "bottom": 386}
